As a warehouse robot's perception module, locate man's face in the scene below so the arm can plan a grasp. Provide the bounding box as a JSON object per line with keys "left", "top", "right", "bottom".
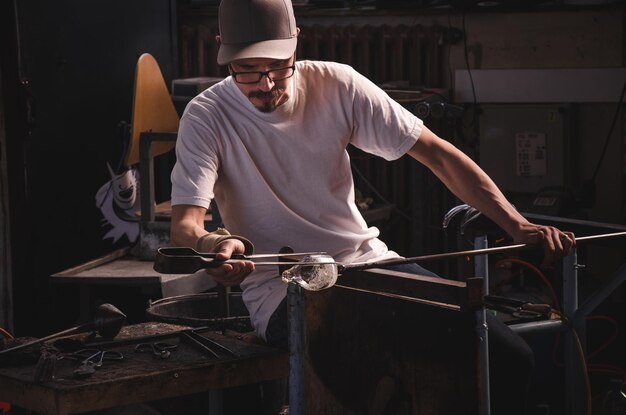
{"left": 229, "top": 56, "right": 295, "bottom": 113}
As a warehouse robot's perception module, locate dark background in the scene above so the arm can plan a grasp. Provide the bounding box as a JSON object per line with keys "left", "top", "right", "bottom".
{"left": 1, "top": 0, "right": 178, "bottom": 335}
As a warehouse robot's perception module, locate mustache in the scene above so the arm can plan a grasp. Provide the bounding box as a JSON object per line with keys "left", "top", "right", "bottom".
{"left": 248, "top": 88, "right": 285, "bottom": 100}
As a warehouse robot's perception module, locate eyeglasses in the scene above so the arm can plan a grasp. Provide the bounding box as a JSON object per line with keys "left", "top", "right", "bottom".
{"left": 229, "top": 65, "right": 296, "bottom": 84}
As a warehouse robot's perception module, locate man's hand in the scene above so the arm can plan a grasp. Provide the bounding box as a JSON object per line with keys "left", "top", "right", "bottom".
{"left": 512, "top": 223, "right": 575, "bottom": 268}
{"left": 206, "top": 239, "right": 255, "bottom": 287}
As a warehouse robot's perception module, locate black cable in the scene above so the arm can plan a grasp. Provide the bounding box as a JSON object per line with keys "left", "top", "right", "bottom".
{"left": 460, "top": 11, "right": 480, "bottom": 154}
{"left": 447, "top": 12, "right": 454, "bottom": 91}
{"left": 461, "top": 12, "right": 477, "bottom": 107}
{"left": 590, "top": 78, "right": 626, "bottom": 183}
{"left": 13, "top": 0, "right": 23, "bottom": 80}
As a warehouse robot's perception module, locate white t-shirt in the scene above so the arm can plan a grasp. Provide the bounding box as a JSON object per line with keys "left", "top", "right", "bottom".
{"left": 171, "top": 60, "right": 423, "bottom": 338}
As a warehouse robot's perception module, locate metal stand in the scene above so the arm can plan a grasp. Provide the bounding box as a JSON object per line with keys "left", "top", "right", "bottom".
{"left": 139, "top": 131, "right": 177, "bottom": 224}
{"left": 139, "top": 131, "right": 178, "bottom": 260}
{"left": 474, "top": 235, "right": 491, "bottom": 415}
{"left": 288, "top": 282, "right": 306, "bottom": 415}
{"left": 499, "top": 246, "right": 626, "bottom": 415}
{"left": 286, "top": 234, "right": 626, "bottom": 415}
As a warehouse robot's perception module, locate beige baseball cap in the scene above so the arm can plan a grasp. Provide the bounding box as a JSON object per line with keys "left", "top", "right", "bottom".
{"left": 217, "top": 0, "right": 298, "bottom": 66}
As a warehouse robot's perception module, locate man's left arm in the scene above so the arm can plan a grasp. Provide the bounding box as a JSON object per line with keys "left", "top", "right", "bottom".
{"left": 407, "top": 125, "right": 575, "bottom": 266}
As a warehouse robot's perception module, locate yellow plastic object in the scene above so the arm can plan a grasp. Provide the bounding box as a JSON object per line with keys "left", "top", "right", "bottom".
{"left": 126, "top": 53, "right": 179, "bottom": 166}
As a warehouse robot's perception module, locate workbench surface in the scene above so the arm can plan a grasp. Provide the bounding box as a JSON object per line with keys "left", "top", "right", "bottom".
{"left": 0, "top": 323, "right": 287, "bottom": 415}
{"left": 51, "top": 248, "right": 215, "bottom": 297}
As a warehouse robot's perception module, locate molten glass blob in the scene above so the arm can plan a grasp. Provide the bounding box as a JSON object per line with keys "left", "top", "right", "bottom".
{"left": 281, "top": 254, "right": 338, "bottom": 291}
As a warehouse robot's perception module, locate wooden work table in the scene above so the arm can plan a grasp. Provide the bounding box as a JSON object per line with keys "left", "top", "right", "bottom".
{"left": 0, "top": 323, "right": 287, "bottom": 415}
{"left": 50, "top": 247, "right": 217, "bottom": 323}
{"left": 51, "top": 247, "right": 214, "bottom": 296}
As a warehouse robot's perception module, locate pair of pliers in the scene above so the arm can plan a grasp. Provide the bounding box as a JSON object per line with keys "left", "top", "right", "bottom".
{"left": 134, "top": 342, "right": 178, "bottom": 359}
{"left": 484, "top": 295, "right": 553, "bottom": 320}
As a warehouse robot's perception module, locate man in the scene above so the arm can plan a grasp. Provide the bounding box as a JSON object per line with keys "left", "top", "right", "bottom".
{"left": 170, "top": 0, "right": 575, "bottom": 412}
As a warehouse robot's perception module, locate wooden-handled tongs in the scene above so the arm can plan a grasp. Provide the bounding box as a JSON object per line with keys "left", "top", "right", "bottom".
{"left": 154, "top": 247, "right": 328, "bottom": 274}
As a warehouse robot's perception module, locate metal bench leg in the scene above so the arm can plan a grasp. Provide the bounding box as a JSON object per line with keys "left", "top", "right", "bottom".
{"left": 562, "top": 248, "right": 586, "bottom": 415}
{"left": 288, "top": 283, "right": 306, "bottom": 415}
{"left": 474, "top": 235, "right": 491, "bottom": 415}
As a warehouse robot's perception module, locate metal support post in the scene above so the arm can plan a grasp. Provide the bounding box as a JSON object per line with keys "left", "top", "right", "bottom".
{"left": 209, "top": 390, "right": 223, "bottom": 415}
{"left": 474, "top": 235, "right": 491, "bottom": 415}
{"left": 562, "top": 248, "right": 584, "bottom": 415}
{"left": 139, "top": 132, "right": 156, "bottom": 224}
{"left": 288, "top": 282, "right": 305, "bottom": 415}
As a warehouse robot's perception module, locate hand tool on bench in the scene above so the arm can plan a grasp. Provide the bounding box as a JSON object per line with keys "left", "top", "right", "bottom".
{"left": 134, "top": 341, "right": 178, "bottom": 359}
{"left": 484, "top": 295, "right": 554, "bottom": 320}
{"left": 0, "top": 304, "right": 126, "bottom": 356}
{"left": 67, "top": 348, "right": 125, "bottom": 378}
{"left": 179, "top": 328, "right": 239, "bottom": 358}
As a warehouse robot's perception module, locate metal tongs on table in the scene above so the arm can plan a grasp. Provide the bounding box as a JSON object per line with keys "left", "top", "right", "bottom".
{"left": 180, "top": 328, "right": 239, "bottom": 359}
{"left": 483, "top": 295, "right": 554, "bottom": 320}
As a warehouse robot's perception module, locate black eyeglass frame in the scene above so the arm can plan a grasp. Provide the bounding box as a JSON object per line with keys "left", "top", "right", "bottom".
{"left": 228, "top": 64, "right": 297, "bottom": 85}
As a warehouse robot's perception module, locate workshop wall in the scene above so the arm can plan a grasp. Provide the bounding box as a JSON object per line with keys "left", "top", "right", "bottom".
{"left": 1, "top": 0, "right": 178, "bottom": 335}
{"left": 445, "top": 10, "right": 624, "bottom": 224}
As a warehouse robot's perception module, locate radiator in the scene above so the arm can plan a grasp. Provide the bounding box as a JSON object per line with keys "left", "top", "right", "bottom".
{"left": 180, "top": 23, "right": 445, "bottom": 86}
{"left": 297, "top": 24, "right": 444, "bottom": 86}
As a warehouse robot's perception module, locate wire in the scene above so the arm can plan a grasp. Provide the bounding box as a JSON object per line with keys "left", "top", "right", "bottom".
{"left": 585, "top": 315, "right": 620, "bottom": 361}
{"left": 460, "top": 11, "right": 479, "bottom": 151}
{"left": 551, "top": 315, "right": 624, "bottom": 415}
{"left": 586, "top": 364, "right": 626, "bottom": 382}
{"left": 494, "top": 258, "right": 560, "bottom": 308}
{"left": 552, "top": 315, "right": 621, "bottom": 365}
{"left": 12, "top": 0, "right": 23, "bottom": 80}
{"left": 572, "top": 328, "right": 593, "bottom": 415}
{"left": 447, "top": 12, "right": 454, "bottom": 91}
{"left": 461, "top": 12, "right": 477, "bottom": 107}
{"left": 590, "top": 78, "right": 626, "bottom": 184}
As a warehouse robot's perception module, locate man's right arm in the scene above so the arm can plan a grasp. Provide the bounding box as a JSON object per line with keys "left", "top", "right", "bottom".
{"left": 170, "top": 204, "right": 209, "bottom": 248}
{"left": 170, "top": 204, "right": 255, "bottom": 286}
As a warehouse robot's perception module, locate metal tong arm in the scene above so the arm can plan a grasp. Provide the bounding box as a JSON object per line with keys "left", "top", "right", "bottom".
{"left": 342, "top": 231, "right": 626, "bottom": 272}
{"left": 180, "top": 329, "right": 238, "bottom": 358}
{"left": 154, "top": 247, "right": 329, "bottom": 274}
{"left": 484, "top": 295, "right": 553, "bottom": 316}
{"left": 158, "top": 247, "right": 325, "bottom": 260}
{"left": 154, "top": 231, "right": 626, "bottom": 275}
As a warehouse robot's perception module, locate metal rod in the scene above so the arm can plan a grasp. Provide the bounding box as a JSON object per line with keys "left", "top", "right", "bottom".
{"left": 343, "top": 230, "right": 626, "bottom": 272}
{"left": 157, "top": 247, "right": 326, "bottom": 260}
{"left": 562, "top": 249, "right": 584, "bottom": 415}
{"left": 155, "top": 231, "right": 626, "bottom": 274}
{"left": 0, "top": 303, "right": 126, "bottom": 355}
{"left": 179, "top": 331, "right": 220, "bottom": 358}
{"left": 474, "top": 236, "right": 491, "bottom": 415}
{"left": 509, "top": 319, "right": 566, "bottom": 335}
{"left": 0, "top": 326, "right": 84, "bottom": 355}
{"left": 288, "top": 283, "right": 306, "bottom": 415}
{"left": 190, "top": 329, "right": 238, "bottom": 357}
